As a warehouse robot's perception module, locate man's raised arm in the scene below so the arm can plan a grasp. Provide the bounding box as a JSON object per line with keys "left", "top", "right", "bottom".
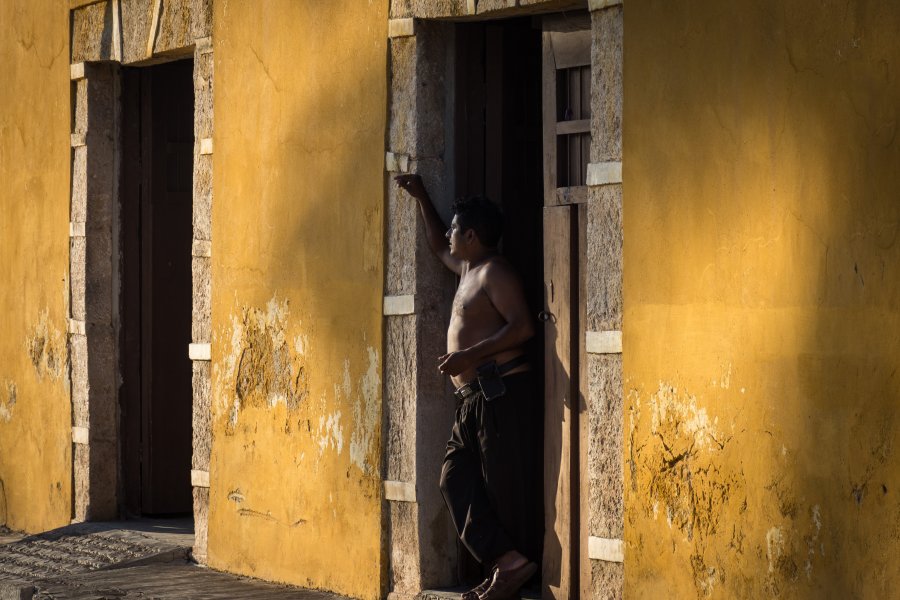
{"left": 395, "top": 174, "right": 462, "bottom": 275}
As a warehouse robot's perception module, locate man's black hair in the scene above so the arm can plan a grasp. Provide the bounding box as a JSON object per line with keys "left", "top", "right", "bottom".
{"left": 451, "top": 195, "right": 503, "bottom": 248}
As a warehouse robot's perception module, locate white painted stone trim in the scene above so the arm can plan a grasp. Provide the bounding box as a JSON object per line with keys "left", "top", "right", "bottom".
{"left": 189, "top": 343, "right": 211, "bottom": 361}
{"left": 191, "top": 469, "right": 210, "bottom": 488}
{"left": 388, "top": 18, "right": 415, "bottom": 38}
{"left": 385, "top": 151, "right": 410, "bottom": 173}
{"left": 588, "top": 536, "right": 624, "bottom": 562}
{"left": 586, "top": 161, "right": 622, "bottom": 187}
{"left": 384, "top": 480, "right": 416, "bottom": 502}
{"left": 68, "top": 319, "right": 86, "bottom": 336}
{"left": 71, "top": 133, "right": 86, "bottom": 148}
{"left": 586, "top": 330, "right": 622, "bottom": 354}
{"left": 192, "top": 240, "right": 212, "bottom": 257}
{"left": 383, "top": 295, "right": 415, "bottom": 316}
{"left": 466, "top": 0, "right": 476, "bottom": 14}
{"left": 70, "top": 62, "right": 85, "bottom": 81}
{"left": 111, "top": 0, "right": 122, "bottom": 62}
{"left": 70, "top": 222, "right": 86, "bottom": 238}
{"left": 589, "top": 0, "right": 623, "bottom": 10}
{"left": 146, "top": 0, "right": 163, "bottom": 58}
{"left": 72, "top": 426, "right": 89, "bottom": 445}
{"left": 199, "top": 138, "right": 213, "bottom": 155}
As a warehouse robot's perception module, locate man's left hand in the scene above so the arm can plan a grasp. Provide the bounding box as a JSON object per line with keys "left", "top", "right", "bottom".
{"left": 438, "top": 350, "right": 473, "bottom": 376}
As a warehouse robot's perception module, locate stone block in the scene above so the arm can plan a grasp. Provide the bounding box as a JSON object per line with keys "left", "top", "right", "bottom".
{"left": 192, "top": 486, "right": 209, "bottom": 563}
{"left": 191, "top": 255, "right": 211, "bottom": 342}
{"left": 590, "top": 6, "right": 622, "bottom": 163}
{"left": 385, "top": 316, "right": 416, "bottom": 482}
{"left": 154, "top": 0, "right": 193, "bottom": 55}
{"left": 191, "top": 361, "right": 211, "bottom": 471}
{"left": 71, "top": 1, "right": 113, "bottom": 63}
{"left": 389, "top": 38, "right": 417, "bottom": 155}
{"left": 590, "top": 559, "right": 623, "bottom": 600}
{"left": 86, "top": 325, "right": 118, "bottom": 435}
{"left": 588, "top": 354, "right": 623, "bottom": 539}
{"left": 193, "top": 51, "right": 214, "bottom": 140}
{"left": 70, "top": 237, "right": 86, "bottom": 322}
{"left": 71, "top": 147, "right": 87, "bottom": 224}
{"left": 192, "top": 153, "right": 212, "bottom": 241}
{"left": 191, "top": 0, "right": 212, "bottom": 39}
{"left": 392, "top": 0, "right": 468, "bottom": 19}
{"left": 413, "top": 22, "right": 451, "bottom": 161}
{"left": 87, "top": 439, "right": 118, "bottom": 520}
{"left": 386, "top": 184, "right": 417, "bottom": 297}
{"left": 73, "top": 443, "right": 90, "bottom": 522}
{"left": 70, "top": 334, "right": 89, "bottom": 428}
{"left": 85, "top": 233, "right": 113, "bottom": 322}
{"left": 586, "top": 184, "right": 622, "bottom": 331}
{"left": 73, "top": 80, "right": 88, "bottom": 135}
{"left": 120, "top": 0, "right": 152, "bottom": 64}
{"left": 389, "top": 500, "right": 421, "bottom": 594}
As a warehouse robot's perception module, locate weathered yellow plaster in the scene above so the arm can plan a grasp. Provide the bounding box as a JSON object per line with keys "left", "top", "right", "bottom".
{"left": 625, "top": 2, "right": 900, "bottom": 597}
{"left": 0, "top": 0, "right": 72, "bottom": 533}
{"left": 208, "top": 2, "right": 387, "bottom": 597}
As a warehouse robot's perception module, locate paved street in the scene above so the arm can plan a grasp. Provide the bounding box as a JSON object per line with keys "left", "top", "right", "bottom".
{"left": 0, "top": 520, "right": 348, "bottom": 600}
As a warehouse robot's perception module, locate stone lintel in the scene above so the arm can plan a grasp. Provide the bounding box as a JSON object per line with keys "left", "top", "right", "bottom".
{"left": 589, "top": 0, "right": 623, "bottom": 10}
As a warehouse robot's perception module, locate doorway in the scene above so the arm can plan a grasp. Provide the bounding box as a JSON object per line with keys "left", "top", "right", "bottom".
{"left": 120, "top": 59, "right": 195, "bottom": 516}
{"left": 454, "top": 15, "right": 546, "bottom": 590}
{"left": 455, "top": 12, "right": 591, "bottom": 600}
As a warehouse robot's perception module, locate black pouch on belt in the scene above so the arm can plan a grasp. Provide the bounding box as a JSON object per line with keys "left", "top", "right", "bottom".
{"left": 476, "top": 360, "right": 506, "bottom": 401}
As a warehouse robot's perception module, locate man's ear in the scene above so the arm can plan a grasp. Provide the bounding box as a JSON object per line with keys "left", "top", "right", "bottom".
{"left": 463, "top": 229, "right": 477, "bottom": 244}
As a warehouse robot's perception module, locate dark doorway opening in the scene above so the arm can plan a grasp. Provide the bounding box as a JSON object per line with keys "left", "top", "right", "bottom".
{"left": 454, "top": 17, "right": 545, "bottom": 587}
{"left": 120, "top": 59, "right": 194, "bottom": 516}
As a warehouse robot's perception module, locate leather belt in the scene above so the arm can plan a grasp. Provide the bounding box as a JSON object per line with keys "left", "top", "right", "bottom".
{"left": 453, "top": 355, "right": 529, "bottom": 401}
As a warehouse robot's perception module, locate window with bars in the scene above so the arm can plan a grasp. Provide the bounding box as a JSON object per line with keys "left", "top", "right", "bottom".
{"left": 556, "top": 65, "right": 591, "bottom": 187}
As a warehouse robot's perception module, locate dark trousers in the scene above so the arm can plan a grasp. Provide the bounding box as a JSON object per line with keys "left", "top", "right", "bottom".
{"left": 439, "top": 371, "right": 543, "bottom": 566}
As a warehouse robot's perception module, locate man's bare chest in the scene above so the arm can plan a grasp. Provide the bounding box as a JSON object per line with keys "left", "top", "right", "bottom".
{"left": 452, "top": 275, "right": 494, "bottom": 318}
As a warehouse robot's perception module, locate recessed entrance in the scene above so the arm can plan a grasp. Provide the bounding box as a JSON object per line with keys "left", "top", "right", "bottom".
{"left": 454, "top": 16, "right": 546, "bottom": 590}
{"left": 120, "top": 59, "right": 195, "bottom": 516}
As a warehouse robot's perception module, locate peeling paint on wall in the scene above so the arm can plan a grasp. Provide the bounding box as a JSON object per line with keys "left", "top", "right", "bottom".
{"left": 24, "top": 309, "right": 65, "bottom": 381}
{"left": 349, "top": 346, "right": 380, "bottom": 474}
{"left": 215, "top": 297, "right": 309, "bottom": 433}
{"left": 0, "top": 381, "right": 15, "bottom": 422}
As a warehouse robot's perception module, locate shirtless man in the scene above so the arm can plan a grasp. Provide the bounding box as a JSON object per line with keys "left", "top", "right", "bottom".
{"left": 396, "top": 174, "right": 543, "bottom": 600}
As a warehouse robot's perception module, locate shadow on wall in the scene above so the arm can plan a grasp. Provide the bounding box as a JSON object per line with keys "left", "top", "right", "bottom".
{"left": 625, "top": 1, "right": 900, "bottom": 598}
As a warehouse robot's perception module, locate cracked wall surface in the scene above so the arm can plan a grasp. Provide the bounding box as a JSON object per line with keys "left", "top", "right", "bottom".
{"left": 0, "top": 0, "right": 73, "bottom": 533}
{"left": 206, "top": 2, "right": 388, "bottom": 598}
{"left": 624, "top": 1, "right": 900, "bottom": 597}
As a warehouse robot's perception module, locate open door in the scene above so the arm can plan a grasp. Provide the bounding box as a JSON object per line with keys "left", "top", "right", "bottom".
{"left": 121, "top": 59, "right": 195, "bottom": 516}
{"left": 540, "top": 12, "right": 591, "bottom": 600}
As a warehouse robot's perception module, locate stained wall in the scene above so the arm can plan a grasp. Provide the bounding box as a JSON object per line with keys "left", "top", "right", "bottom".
{"left": 0, "top": 0, "right": 72, "bottom": 533}
{"left": 207, "top": 2, "right": 388, "bottom": 598}
{"left": 624, "top": 1, "right": 900, "bottom": 597}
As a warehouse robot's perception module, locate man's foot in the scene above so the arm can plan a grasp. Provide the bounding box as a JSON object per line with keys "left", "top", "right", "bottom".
{"left": 478, "top": 561, "right": 537, "bottom": 600}
{"left": 461, "top": 569, "right": 496, "bottom": 600}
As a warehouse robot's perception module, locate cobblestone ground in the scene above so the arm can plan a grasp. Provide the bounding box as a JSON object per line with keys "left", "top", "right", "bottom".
{"left": 0, "top": 521, "right": 347, "bottom": 600}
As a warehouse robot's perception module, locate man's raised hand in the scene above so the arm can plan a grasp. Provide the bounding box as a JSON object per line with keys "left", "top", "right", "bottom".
{"left": 395, "top": 174, "right": 428, "bottom": 200}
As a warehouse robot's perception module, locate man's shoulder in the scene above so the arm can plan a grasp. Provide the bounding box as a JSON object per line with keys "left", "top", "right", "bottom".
{"left": 479, "top": 256, "right": 520, "bottom": 282}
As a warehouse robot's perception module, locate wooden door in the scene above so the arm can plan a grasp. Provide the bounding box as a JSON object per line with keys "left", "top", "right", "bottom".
{"left": 541, "top": 12, "right": 591, "bottom": 600}
{"left": 121, "top": 60, "right": 194, "bottom": 515}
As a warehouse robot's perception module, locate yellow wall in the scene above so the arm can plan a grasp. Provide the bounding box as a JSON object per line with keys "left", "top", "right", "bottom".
{"left": 0, "top": 0, "right": 72, "bottom": 532}
{"left": 624, "top": 1, "right": 900, "bottom": 597}
{"left": 208, "top": 2, "right": 387, "bottom": 597}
